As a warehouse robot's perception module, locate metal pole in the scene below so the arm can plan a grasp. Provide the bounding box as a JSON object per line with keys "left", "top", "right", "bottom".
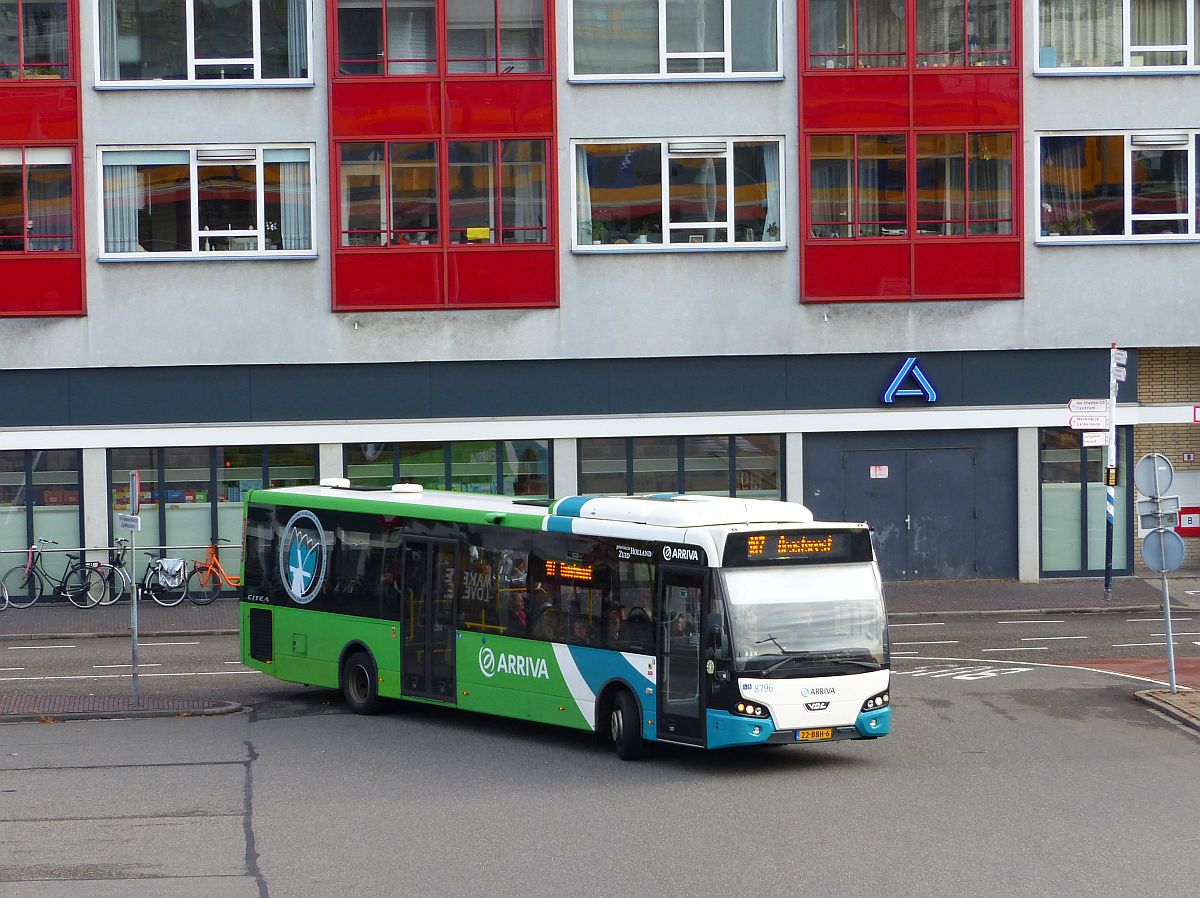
{"left": 130, "top": 527, "right": 140, "bottom": 706}
{"left": 1161, "top": 569, "right": 1178, "bottom": 694}
{"left": 1103, "top": 343, "right": 1117, "bottom": 600}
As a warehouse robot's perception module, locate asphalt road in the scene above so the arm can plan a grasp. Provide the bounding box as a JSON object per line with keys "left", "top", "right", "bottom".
{"left": 2, "top": 628, "right": 1199, "bottom": 897}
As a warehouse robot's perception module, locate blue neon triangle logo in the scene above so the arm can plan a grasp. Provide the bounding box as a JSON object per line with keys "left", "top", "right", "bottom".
{"left": 882, "top": 357, "right": 938, "bottom": 403}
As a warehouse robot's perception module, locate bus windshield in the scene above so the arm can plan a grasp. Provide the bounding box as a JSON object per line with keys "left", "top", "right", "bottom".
{"left": 720, "top": 563, "right": 887, "bottom": 676}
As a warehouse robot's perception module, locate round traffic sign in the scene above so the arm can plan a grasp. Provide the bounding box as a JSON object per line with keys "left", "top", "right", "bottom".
{"left": 1134, "top": 453, "right": 1174, "bottom": 497}
{"left": 1142, "top": 529, "right": 1186, "bottom": 574}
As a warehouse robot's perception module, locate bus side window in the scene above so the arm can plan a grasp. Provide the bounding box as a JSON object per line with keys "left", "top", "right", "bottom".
{"left": 707, "top": 592, "right": 731, "bottom": 662}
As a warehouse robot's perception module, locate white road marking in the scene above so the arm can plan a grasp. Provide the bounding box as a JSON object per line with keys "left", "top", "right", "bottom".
{"left": 895, "top": 654, "right": 1189, "bottom": 690}
{"left": 998, "top": 620, "right": 1065, "bottom": 625}
{"left": 1112, "top": 642, "right": 1179, "bottom": 648}
{"left": 0, "top": 670, "right": 262, "bottom": 682}
{"left": 893, "top": 641, "right": 959, "bottom": 646}
{"left": 0, "top": 666, "right": 25, "bottom": 671}
{"left": 889, "top": 622, "right": 945, "bottom": 627}
{"left": 136, "top": 641, "right": 201, "bottom": 647}
{"left": 1151, "top": 632, "right": 1200, "bottom": 637}
{"left": 891, "top": 651, "right": 920, "bottom": 655}
{"left": 981, "top": 647, "right": 1048, "bottom": 652}
{"left": 1020, "top": 636, "right": 1089, "bottom": 641}
{"left": 92, "top": 663, "right": 161, "bottom": 669}
{"left": 7, "top": 645, "right": 76, "bottom": 650}
{"left": 223, "top": 661, "right": 244, "bottom": 665}
{"left": 1127, "top": 617, "right": 1191, "bottom": 622}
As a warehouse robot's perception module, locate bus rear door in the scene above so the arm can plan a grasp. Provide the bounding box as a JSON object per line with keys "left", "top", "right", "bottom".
{"left": 657, "top": 566, "right": 705, "bottom": 744}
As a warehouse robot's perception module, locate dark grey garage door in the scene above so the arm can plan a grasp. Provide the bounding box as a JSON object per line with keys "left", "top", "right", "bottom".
{"left": 842, "top": 448, "right": 977, "bottom": 581}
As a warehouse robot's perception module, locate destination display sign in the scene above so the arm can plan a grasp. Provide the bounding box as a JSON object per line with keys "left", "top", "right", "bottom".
{"left": 723, "top": 530, "right": 874, "bottom": 567}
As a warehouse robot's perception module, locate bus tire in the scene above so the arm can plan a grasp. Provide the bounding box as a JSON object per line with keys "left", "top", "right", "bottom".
{"left": 610, "top": 689, "right": 647, "bottom": 761}
{"left": 341, "top": 650, "right": 381, "bottom": 715}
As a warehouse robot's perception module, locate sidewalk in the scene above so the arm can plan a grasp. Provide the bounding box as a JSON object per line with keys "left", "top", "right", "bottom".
{"left": 2, "top": 579, "right": 1196, "bottom": 728}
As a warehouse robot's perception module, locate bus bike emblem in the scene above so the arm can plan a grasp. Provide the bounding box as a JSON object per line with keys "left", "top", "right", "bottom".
{"left": 279, "top": 509, "right": 327, "bottom": 605}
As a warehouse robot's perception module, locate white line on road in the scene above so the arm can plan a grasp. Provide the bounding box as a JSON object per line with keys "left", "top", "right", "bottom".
{"left": 889, "top": 622, "right": 945, "bottom": 627}
{"left": 0, "top": 666, "right": 24, "bottom": 671}
{"left": 6, "top": 645, "right": 76, "bottom": 650}
{"left": 1111, "top": 642, "right": 1179, "bottom": 648}
{"left": 1020, "top": 636, "right": 1089, "bottom": 641}
{"left": 1127, "top": 617, "right": 1192, "bottom": 622}
{"left": 998, "top": 620, "right": 1065, "bottom": 625}
{"left": 891, "top": 651, "right": 920, "bottom": 655}
{"left": 136, "top": 641, "right": 201, "bottom": 647}
{"left": 893, "top": 641, "right": 959, "bottom": 646}
{"left": 0, "top": 670, "right": 262, "bottom": 682}
{"left": 92, "top": 663, "right": 162, "bottom": 669}
{"left": 981, "top": 647, "right": 1049, "bottom": 652}
{"left": 224, "top": 660, "right": 243, "bottom": 665}
{"left": 1151, "top": 632, "right": 1200, "bottom": 637}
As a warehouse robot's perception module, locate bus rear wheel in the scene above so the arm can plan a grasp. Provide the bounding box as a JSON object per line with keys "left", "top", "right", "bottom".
{"left": 610, "top": 690, "right": 646, "bottom": 761}
{"left": 341, "top": 650, "right": 381, "bottom": 715}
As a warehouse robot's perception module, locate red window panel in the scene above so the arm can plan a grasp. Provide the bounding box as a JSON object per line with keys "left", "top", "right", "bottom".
{"left": 0, "top": 0, "right": 72, "bottom": 82}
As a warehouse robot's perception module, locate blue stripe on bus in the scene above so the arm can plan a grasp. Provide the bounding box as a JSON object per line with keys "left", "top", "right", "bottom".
{"left": 551, "top": 496, "right": 591, "bottom": 518}
{"left": 706, "top": 710, "right": 774, "bottom": 748}
{"left": 565, "top": 646, "right": 652, "bottom": 697}
{"left": 545, "top": 516, "right": 575, "bottom": 533}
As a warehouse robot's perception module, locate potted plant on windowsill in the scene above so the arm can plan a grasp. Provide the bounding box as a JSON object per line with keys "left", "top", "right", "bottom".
{"left": 1044, "top": 208, "right": 1095, "bottom": 237}
{"left": 580, "top": 220, "right": 607, "bottom": 245}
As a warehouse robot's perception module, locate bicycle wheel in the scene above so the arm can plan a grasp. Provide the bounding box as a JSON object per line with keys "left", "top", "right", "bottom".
{"left": 95, "top": 565, "right": 126, "bottom": 606}
{"left": 1, "top": 565, "right": 43, "bottom": 609}
{"left": 145, "top": 569, "right": 187, "bottom": 607}
{"left": 64, "top": 566, "right": 105, "bottom": 608}
{"left": 187, "top": 567, "right": 221, "bottom": 605}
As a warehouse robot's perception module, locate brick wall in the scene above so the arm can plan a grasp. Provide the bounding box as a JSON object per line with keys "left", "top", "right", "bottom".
{"left": 1134, "top": 347, "right": 1200, "bottom": 573}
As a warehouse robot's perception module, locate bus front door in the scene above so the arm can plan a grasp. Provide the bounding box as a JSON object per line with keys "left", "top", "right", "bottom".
{"left": 400, "top": 540, "right": 458, "bottom": 702}
{"left": 657, "top": 566, "right": 705, "bottom": 744}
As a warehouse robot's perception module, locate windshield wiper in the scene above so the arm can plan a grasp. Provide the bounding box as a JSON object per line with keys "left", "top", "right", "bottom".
{"left": 757, "top": 651, "right": 882, "bottom": 677}
{"left": 754, "top": 633, "right": 789, "bottom": 653}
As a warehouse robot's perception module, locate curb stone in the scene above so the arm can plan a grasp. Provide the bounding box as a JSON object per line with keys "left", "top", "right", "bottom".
{"left": 1135, "top": 689, "right": 1200, "bottom": 734}
{"left": 0, "top": 700, "right": 244, "bottom": 724}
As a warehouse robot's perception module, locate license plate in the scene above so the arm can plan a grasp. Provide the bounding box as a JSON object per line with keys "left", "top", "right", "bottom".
{"left": 796, "top": 728, "right": 833, "bottom": 742}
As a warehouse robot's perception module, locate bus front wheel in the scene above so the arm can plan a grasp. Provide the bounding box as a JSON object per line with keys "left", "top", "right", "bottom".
{"left": 341, "top": 650, "right": 381, "bottom": 715}
{"left": 610, "top": 690, "right": 646, "bottom": 761}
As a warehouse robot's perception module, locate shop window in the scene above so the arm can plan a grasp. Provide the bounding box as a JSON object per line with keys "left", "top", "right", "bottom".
{"left": 579, "top": 435, "right": 782, "bottom": 497}
{"left": 0, "top": 0, "right": 69, "bottom": 80}
{"left": 96, "top": 0, "right": 310, "bottom": 84}
{"left": 344, "top": 440, "right": 552, "bottom": 497}
{"left": 1, "top": 449, "right": 82, "bottom": 582}
{"left": 100, "top": 145, "right": 313, "bottom": 257}
{"left": 1038, "top": 0, "right": 1197, "bottom": 70}
{"left": 1040, "top": 427, "right": 1130, "bottom": 575}
{"left": 573, "top": 0, "right": 780, "bottom": 78}
{"left": 338, "top": 139, "right": 546, "bottom": 247}
{"left": 1038, "top": 132, "right": 1197, "bottom": 241}
{"left": 336, "top": 0, "right": 545, "bottom": 76}
{"left": 573, "top": 138, "right": 782, "bottom": 249}
{"left": 0, "top": 147, "right": 74, "bottom": 253}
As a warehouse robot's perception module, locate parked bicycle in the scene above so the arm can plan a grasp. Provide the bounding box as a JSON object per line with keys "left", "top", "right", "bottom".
{"left": 94, "top": 537, "right": 133, "bottom": 606}
{"left": 187, "top": 539, "right": 241, "bottom": 605}
{"left": 140, "top": 553, "right": 190, "bottom": 607}
{"left": 0, "top": 539, "right": 106, "bottom": 609}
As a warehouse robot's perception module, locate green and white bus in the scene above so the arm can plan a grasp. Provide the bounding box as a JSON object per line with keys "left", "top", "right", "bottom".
{"left": 239, "top": 482, "right": 891, "bottom": 759}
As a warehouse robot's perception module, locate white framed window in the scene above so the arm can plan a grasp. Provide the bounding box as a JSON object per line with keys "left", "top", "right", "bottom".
{"left": 570, "top": 0, "right": 781, "bottom": 80}
{"left": 1037, "top": 0, "right": 1198, "bottom": 71}
{"left": 572, "top": 138, "right": 784, "bottom": 251}
{"left": 95, "top": 0, "right": 312, "bottom": 86}
{"left": 99, "top": 144, "right": 314, "bottom": 258}
{"left": 1037, "top": 131, "right": 1197, "bottom": 242}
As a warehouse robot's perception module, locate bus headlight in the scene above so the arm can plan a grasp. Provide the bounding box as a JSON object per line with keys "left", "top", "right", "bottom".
{"left": 861, "top": 691, "right": 890, "bottom": 712}
{"left": 735, "top": 701, "right": 769, "bottom": 719}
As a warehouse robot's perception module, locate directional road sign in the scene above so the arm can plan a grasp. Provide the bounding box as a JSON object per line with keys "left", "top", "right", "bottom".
{"left": 1112, "top": 349, "right": 1128, "bottom": 366}
{"left": 1114, "top": 366, "right": 1126, "bottom": 383}
{"left": 117, "top": 513, "right": 141, "bottom": 532}
{"left": 1082, "top": 431, "right": 1107, "bottom": 447}
{"left": 1068, "top": 398, "right": 1108, "bottom": 413}
{"left": 1069, "top": 415, "right": 1108, "bottom": 430}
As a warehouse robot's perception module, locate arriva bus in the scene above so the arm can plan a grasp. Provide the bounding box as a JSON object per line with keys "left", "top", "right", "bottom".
{"left": 239, "top": 482, "right": 891, "bottom": 759}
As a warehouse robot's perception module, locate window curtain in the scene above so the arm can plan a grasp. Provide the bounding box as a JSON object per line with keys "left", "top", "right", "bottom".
{"left": 26, "top": 164, "right": 72, "bottom": 250}
{"left": 1038, "top": 0, "right": 1122, "bottom": 66}
{"left": 810, "top": 154, "right": 852, "bottom": 234}
{"left": 916, "top": 0, "right": 963, "bottom": 61}
{"left": 700, "top": 156, "right": 719, "bottom": 241}
{"left": 387, "top": 3, "right": 435, "bottom": 74}
{"left": 1132, "top": 0, "right": 1187, "bottom": 49}
{"left": 508, "top": 151, "right": 545, "bottom": 243}
{"left": 859, "top": 0, "right": 905, "bottom": 64}
{"left": 98, "top": 0, "right": 121, "bottom": 80}
{"left": 279, "top": 162, "right": 311, "bottom": 249}
{"left": 103, "top": 164, "right": 141, "bottom": 252}
{"left": 572, "top": 0, "right": 659, "bottom": 74}
{"left": 808, "top": 0, "right": 847, "bottom": 62}
{"left": 761, "top": 143, "right": 780, "bottom": 240}
{"left": 575, "top": 146, "right": 593, "bottom": 243}
{"left": 288, "top": 0, "right": 308, "bottom": 77}
{"left": 969, "top": 147, "right": 1012, "bottom": 234}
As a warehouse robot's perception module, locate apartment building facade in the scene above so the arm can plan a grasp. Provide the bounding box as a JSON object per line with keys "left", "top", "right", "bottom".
{"left": 1, "top": 1, "right": 1197, "bottom": 590}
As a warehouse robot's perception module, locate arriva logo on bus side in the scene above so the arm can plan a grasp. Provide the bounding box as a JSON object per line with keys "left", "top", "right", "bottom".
{"left": 478, "top": 646, "right": 550, "bottom": 680}
{"left": 662, "top": 545, "right": 700, "bottom": 563}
